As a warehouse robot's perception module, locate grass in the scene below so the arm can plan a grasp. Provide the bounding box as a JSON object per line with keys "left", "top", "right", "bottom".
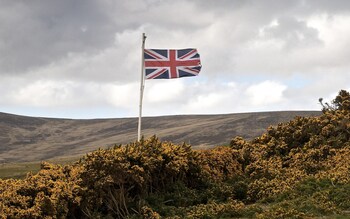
{"left": 0, "top": 162, "right": 41, "bottom": 179}
{"left": 253, "top": 178, "right": 350, "bottom": 218}
{"left": 0, "top": 156, "right": 79, "bottom": 179}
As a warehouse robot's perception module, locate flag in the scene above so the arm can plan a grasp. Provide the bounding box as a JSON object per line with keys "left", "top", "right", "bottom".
{"left": 144, "top": 48, "right": 201, "bottom": 79}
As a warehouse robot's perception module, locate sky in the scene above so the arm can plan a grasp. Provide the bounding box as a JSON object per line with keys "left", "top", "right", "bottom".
{"left": 1, "top": 0, "right": 350, "bottom": 119}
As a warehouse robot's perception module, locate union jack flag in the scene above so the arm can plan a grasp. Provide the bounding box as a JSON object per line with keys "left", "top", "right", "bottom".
{"left": 144, "top": 48, "right": 201, "bottom": 79}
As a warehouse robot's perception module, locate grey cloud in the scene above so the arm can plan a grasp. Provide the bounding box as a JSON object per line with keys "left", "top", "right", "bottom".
{"left": 1, "top": 0, "right": 350, "bottom": 119}
{"left": 193, "top": 0, "right": 350, "bottom": 15}
{"left": 0, "top": 0, "right": 213, "bottom": 75}
{"left": 263, "top": 16, "right": 322, "bottom": 49}
{"left": 0, "top": 0, "right": 119, "bottom": 74}
{"left": 303, "top": 0, "right": 350, "bottom": 14}
{"left": 2, "top": 0, "right": 350, "bottom": 76}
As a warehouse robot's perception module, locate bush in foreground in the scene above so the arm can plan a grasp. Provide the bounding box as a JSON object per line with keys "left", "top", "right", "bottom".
{"left": 0, "top": 90, "right": 349, "bottom": 218}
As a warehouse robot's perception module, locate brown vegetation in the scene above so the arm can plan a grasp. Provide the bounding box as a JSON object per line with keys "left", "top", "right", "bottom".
{"left": 0, "top": 110, "right": 320, "bottom": 162}
{"left": 0, "top": 90, "right": 349, "bottom": 218}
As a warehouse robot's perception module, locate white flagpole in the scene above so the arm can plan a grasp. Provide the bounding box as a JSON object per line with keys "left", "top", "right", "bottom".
{"left": 138, "top": 33, "right": 146, "bottom": 141}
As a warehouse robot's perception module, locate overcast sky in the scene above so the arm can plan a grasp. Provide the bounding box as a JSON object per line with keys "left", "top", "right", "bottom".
{"left": 1, "top": 0, "right": 350, "bottom": 119}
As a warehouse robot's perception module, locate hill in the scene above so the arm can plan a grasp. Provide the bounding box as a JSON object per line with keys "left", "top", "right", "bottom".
{"left": 0, "top": 111, "right": 321, "bottom": 163}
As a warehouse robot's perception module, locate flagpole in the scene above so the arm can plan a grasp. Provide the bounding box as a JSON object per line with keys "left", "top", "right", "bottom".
{"left": 138, "top": 33, "right": 146, "bottom": 141}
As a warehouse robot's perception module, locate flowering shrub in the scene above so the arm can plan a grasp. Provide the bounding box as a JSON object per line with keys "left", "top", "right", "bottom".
{"left": 0, "top": 162, "right": 82, "bottom": 218}
{"left": 0, "top": 90, "right": 349, "bottom": 218}
{"left": 199, "top": 146, "right": 242, "bottom": 181}
{"left": 230, "top": 90, "right": 350, "bottom": 204}
{"left": 78, "top": 136, "right": 204, "bottom": 218}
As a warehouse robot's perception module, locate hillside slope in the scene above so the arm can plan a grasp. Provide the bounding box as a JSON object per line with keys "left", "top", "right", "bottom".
{"left": 0, "top": 111, "right": 320, "bottom": 162}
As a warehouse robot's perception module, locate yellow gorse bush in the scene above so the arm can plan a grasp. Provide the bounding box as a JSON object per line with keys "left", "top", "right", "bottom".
{"left": 227, "top": 90, "right": 350, "bottom": 204}
{"left": 77, "top": 136, "right": 205, "bottom": 218}
{"left": 0, "top": 89, "right": 349, "bottom": 218}
{"left": 0, "top": 162, "right": 82, "bottom": 218}
{"left": 199, "top": 146, "right": 242, "bottom": 181}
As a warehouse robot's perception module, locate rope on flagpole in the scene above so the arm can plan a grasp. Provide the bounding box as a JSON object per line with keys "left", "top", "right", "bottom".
{"left": 138, "top": 33, "right": 146, "bottom": 141}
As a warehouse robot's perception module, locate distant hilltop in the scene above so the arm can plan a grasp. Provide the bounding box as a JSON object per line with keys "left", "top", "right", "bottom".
{"left": 0, "top": 111, "right": 321, "bottom": 163}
